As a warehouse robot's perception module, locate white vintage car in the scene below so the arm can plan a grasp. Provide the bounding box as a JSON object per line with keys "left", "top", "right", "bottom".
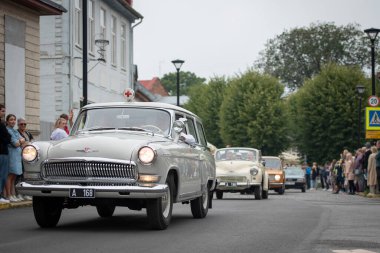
{"left": 215, "top": 147, "right": 269, "bottom": 200}
{"left": 17, "top": 101, "right": 216, "bottom": 230}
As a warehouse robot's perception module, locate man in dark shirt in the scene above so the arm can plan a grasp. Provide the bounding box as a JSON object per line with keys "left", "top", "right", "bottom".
{"left": 362, "top": 142, "right": 372, "bottom": 187}
{"left": 0, "top": 104, "right": 11, "bottom": 203}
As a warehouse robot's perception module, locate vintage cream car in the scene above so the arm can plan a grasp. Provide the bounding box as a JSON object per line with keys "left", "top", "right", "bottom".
{"left": 262, "top": 156, "right": 286, "bottom": 194}
{"left": 215, "top": 148, "right": 269, "bottom": 200}
{"left": 17, "top": 101, "right": 216, "bottom": 230}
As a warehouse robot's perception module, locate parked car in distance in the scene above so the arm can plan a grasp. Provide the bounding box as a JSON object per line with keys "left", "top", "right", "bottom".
{"left": 17, "top": 100, "right": 216, "bottom": 230}
{"left": 215, "top": 147, "right": 269, "bottom": 200}
{"left": 262, "top": 156, "right": 286, "bottom": 195}
{"left": 284, "top": 166, "right": 306, "bottom": 192}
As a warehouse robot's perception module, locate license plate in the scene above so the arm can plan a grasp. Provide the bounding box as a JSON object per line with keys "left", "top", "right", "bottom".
{"left": 226, "top": 182, "right": 237, "bottom": 187}
{"left": 285, "top": 182, "right": 295, "bottom": 185}
{"left": 69, "top": 188, "right": 95, "bottom": 198}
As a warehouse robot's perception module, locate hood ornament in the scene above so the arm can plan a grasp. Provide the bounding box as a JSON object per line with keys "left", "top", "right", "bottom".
{"left": 76, "top": 147, "right": 98, "bottom": 153}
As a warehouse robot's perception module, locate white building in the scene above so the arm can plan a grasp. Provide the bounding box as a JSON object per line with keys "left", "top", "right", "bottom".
{"left": 39, "top": 0, "right": 142, "bottom": 140}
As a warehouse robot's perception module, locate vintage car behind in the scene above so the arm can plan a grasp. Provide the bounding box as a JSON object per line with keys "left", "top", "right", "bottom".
{"left": 215, "top": 148, "right": 269, "bottom": 200}
{"left": 285, "top": 166, "right": 306, "bottom": 192}
{"left": 262, "top": 156, "right": 286, "bottom": 194}
{"left": 17, "top": 101, "right": 216, "bottom": 230}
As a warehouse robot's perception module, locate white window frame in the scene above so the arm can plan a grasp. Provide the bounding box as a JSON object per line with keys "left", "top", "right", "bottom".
{"left": 88, "top": 0, "right": 95, "bottom": 54}
{"left": 121, "top": 23, "right": 126, "bottom": 70}
{"left": 111, "top": 15, "right": 117, "bottom": 66}
{"left": 100, "top": 8, "right": 107, "bottom": 60}
{"left": 74, "top": 0, "right": 82, "bottom": 48}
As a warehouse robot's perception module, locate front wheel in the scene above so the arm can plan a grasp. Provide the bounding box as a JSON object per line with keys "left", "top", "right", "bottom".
{"left": 96, "top": 205, "right": 115, "bottom": 217}
{"left": 278, "top": 186, "right": 285, "bottom": 195}
{"left": 146, "top": 175, "right": 174, "bottom": 230}
{"left": 254, "top": 185, "right": 263, "bottom": 200}
{"left": 302, "top": 185, "right": 306, "bottom": 193}
{"left": 33, "top": 197, "right": 63, "bottom": 228}
{"left": 262, "top": 187, "right": 268, "bottom": 199}
{"left": 216, "top": 191, "right": 223, "bottom": 199}
{"left": 191, "top": 186, "right": 209, "bottom": 218}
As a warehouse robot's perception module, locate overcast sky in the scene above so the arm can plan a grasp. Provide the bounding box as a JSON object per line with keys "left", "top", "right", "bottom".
{"left": 133, "top": 0, "right": 380, "bottom": 81}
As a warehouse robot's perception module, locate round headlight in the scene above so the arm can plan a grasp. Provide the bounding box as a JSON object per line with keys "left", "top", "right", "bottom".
{"left": 22, "top": 145, "right": 38, "bottom": 163}
{"left": 138, "top": 146, "right": 156, "bottom": 164}
{"left": 275, "top": 175, "right": 281, "bottom": 181}
{"left": 250, "top": 168, "right": 259, "bottom": 176}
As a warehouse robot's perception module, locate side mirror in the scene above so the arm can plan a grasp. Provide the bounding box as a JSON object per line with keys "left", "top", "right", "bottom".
{"left": 261, "top": 160, "right": 266, "bottom": 166}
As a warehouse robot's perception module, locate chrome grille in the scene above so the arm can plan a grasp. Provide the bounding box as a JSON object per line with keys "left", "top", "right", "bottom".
{"left": 41, "top": 159, "right": 137, "bottom": 183}
{"left": 218, "top": 176, "right": 247, "bottom": 182}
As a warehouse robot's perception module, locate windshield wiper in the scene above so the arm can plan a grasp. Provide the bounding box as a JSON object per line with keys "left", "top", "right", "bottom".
{"left": 117, "top": 127, "right": 147, "bottom": 132}
{"left": 82, "top": 126, "right": 116, "bottom": 131}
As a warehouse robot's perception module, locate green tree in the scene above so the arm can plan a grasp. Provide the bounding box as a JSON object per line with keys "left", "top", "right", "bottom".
{"left": 219, "top": 70, "right": 288, "bottom": 155}
{"left": 255, "top": 22, "right": 370, "bottom": 90}
{"left": 160, "top": 71, "right": 206, "bottom": 96}
{"left": 185, "top": 77, "right": 228, "bottom": 148}
{"left": 287, "top": 64, "right": 368, "bottom": 163}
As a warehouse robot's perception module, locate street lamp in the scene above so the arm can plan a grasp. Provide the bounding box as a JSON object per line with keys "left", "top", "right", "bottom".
{"left": 356, "top": 84, "right": 365, "bottom": 147}
{"left": 364, "top": 28, "right": 380, "bottom": 96}
{"left": 171, "top": 59, "right": 185, "bottom": 106}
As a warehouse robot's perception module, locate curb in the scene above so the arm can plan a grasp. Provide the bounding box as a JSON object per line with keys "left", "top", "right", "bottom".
{"left": 0, "top": 200, "right": 32, "bottom": 210}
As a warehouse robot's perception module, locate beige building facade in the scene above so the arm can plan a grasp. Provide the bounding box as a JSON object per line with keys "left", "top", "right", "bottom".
{"left": 0, "top": 0, "right": 65, "bottom": 138}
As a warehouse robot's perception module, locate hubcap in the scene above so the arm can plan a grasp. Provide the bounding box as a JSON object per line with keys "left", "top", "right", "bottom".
{"left": 202, "top": 190, "right": 208, "bottom": 209}
{"left": 161, "top": 183, "right": 171, "bottom": 218}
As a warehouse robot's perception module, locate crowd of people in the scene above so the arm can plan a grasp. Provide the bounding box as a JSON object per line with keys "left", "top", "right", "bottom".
{"left": 303, "top": 142, "right": 380, "bottom": 196}
{"left": 0, "top": 104, "right": 73, "bottom": 204}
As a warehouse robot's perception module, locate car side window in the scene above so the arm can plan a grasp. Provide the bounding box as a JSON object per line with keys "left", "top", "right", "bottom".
{"left": 175, "top": 114, "right": 187, "bottom": 134}
{"left": 186, "top": 117, "right": 199, "bottom": 143}
{"left": 196, "top": 121, "right": 207, "bottom": 147}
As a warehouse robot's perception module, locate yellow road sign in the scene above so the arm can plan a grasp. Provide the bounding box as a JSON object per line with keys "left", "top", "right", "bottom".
{"left": 366, "top": 130, "right": 380, "bottom": 139}
{"left": 366, "top": 107, "right": 380, "bottom": 130}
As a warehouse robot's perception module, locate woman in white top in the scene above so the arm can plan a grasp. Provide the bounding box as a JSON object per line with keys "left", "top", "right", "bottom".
{"left": 50, "top": 118, "right": 68, "bottom": 141}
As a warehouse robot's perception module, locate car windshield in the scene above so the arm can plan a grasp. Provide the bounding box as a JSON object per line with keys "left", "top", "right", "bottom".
{"left": 215, "top": 148, "right": 258, "bottom": 162}
{"left": 285, "top": 166, "right": 304, "bottom": 176}
{"left": 72, "top": 107, "right": 171, "bottom": 136}
{"left": 263, "top": 157, "right": 282, "bottom": 169}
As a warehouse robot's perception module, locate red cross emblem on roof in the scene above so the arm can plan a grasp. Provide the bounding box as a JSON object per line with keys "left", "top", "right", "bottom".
{"left": 123, "top": 88, "right": 135, "bottom": 101}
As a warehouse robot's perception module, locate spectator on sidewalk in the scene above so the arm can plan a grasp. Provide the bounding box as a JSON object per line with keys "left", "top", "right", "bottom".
{"left": 333, "top": 159, "right": 344, "bottom": 194}
{"left": 329, "top": 159, "right": 337, "bottom": 192}
{"left": 375, "top": 140, "right": 380, "bottom": 194}
{"left": 0, "top": 105, "right": 11, "bottom": 204}
{"left": 60, "top": 109, "right": 73, "bottom": 135}
{"left": 311, "top": 162, "right": 318, "bottom": 190}
{"left": 354, "top": 148, "right": 365, "bottom": 192}
{"left": 362, "top": 142, "right": 372, "bottom": 189}
{"left": 16, "top": 118, "right": 33, "bottom": 201}
{"left": 305, "top": 163, "right": 311, "bottom": 190}
{"left": 17, "top": 118, "right": 33, "bottom": 144}
{"left": 51, "top": 118, "right": 68, "bottom": 141}
{"left": 367, "top": 146, "right": 378, "bottom": 196}
{"left": 346, "top": 152, "right": 355, "bottom": 195}
{"left": 5, "top": 114, "right": 25, "bottom": 202}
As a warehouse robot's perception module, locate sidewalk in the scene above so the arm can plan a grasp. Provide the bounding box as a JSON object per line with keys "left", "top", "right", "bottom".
{"left": 0, "top": 200, "right": 32, "bottom": 210}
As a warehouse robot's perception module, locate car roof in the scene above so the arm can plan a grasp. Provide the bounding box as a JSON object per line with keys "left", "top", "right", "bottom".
{"left": 262, "top": 156, "right": 281, "bottom": 159}
{"left": 82, "top": 102, "right": 197, "bottom": 118}
{"left": 216, "top": 147, "right": 260, "bottom": 152}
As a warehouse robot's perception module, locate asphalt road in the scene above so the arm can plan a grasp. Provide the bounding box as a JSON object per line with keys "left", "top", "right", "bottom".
{"left": 0, "top": 190, "right": 379, "bottom": 253}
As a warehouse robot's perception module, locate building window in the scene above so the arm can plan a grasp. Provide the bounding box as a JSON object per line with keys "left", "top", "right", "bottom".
{"left": 88, "top": 0, "right": 95, "bottom": 54}
{"left": 74, "top": 0, "right": 82, "bottom": 47}
{"left": 121, "top": 24, "right": 126, "bottom": 70}
{"left": 111, "top": 15, "right": 117, "bottom": 66}
{"left": 100, "top": 8, "right": 107, "bottom": 59}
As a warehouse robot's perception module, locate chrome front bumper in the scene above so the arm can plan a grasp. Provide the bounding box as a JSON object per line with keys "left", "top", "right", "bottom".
{"left": 16, "top": 182, "right": 168, "bottom": 199}
{"left": 216, "top": 182, "right": 261, "bottom": 191}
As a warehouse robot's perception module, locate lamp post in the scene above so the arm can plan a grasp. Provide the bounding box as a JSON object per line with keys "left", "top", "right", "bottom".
{"left": 171, "top": 59, "right": 185, "bottom": 106}
{"left": 356, "top": 84, "right": 365, "bottom": 147}
{"left": 364, "top": 28, "right": 380, "bottom": 96}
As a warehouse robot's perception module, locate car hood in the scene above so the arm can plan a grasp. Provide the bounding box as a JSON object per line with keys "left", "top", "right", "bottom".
{"left": 216, "top": 160, "right": 257, "bottom": 175}
{"left": 46, "top": 131, "right": 168, "bottom": 160}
